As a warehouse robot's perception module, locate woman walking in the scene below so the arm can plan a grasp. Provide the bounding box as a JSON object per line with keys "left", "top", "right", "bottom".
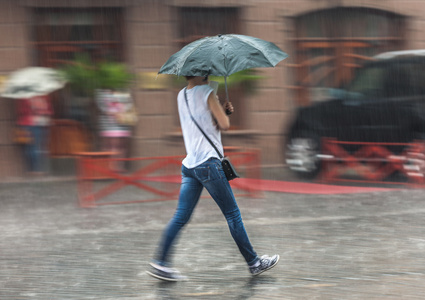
{"left": 147, "top": 76, "right": 279, "bottom": 281}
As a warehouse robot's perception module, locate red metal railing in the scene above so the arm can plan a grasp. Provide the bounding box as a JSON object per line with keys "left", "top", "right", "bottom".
{"left": 77, "top": 149, "right": 262, "bottom": 207}
{"left": 319, "top": 138, "right": 425, "bottom": 185}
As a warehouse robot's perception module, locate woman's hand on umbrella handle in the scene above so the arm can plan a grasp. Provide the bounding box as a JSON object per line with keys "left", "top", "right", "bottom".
{"left": 224, "top": 102, "right": 234, "bottom": 115}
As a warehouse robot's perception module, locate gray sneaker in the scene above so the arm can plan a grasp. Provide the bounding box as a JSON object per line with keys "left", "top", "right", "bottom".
{"left": 146, "top": 263, "right": 187, "bottom": 281}
{"left": 249, "top": 254, "right": 280, "bottom": 276}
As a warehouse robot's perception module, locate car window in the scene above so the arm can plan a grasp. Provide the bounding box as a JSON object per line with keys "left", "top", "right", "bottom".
{"left": 385, "top": 62, "right": 425, "bottom": 98}
{"left": 346, "top": 60, "right": 425, "bottom": 100}
{"left": 345, "top": 66, "right": 386, "bottom": 99}
{"left": 383, "top": 64, "right": 411, "bottom": 98}
{"left": 400, "top": 63, "right": 425, "bottom": 97}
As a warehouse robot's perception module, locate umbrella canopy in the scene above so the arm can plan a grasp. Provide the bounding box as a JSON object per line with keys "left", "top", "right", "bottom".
{"left": 158, "top": 34, "right": 288, "bottom": 77}
{"left": 1, "top": 67, "right": 66, "bottom": 99}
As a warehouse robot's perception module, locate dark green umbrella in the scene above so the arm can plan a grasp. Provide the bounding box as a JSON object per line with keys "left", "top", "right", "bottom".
{"left": 158, "top": 34, "right": 288, "bottom": 101}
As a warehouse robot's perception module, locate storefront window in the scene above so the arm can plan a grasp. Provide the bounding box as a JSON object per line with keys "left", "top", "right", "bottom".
{"left": 292, "top": 7, "right": 406, "bottom": 106}
{"left": 31, "top": 8, "right": 125, "bottom": 156}
{"left": 32, "top": 8, "right": 124, "bottom": 67}
{"left": 178, "top": 7, "right": 239, "bottom": 44}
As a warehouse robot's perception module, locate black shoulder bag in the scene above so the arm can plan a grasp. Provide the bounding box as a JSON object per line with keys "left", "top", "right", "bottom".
{"left": 184, "top": 88, "right": 239, "bottom": 181}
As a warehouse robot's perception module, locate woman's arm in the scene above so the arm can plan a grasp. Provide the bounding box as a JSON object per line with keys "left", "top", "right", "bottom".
{"left": 207, "top": 92, "right": 234, "bottom": 131}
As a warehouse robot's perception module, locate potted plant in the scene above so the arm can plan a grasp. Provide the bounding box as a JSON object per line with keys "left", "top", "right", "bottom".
{"left": 96, "top": 61, "right": 134, "bottom": 91}
{"left": 60, "top": 55, "right": 135, "bottom": 152}
{"left": 61, "top": 54, "right": 134, "bottom": 96}
{"left": 61, "top": 54, "right": 98, "bottom": 97}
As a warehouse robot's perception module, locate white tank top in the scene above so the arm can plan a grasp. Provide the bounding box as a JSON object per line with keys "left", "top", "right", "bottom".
{"left": 178, "top": 85, "right": 223, "bottom": 168}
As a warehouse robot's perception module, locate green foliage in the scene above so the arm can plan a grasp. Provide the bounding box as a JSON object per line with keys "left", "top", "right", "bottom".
{"left": 61, "top": 54, "right": 134, "bottom": 96}
{"left": 210, "top": 70, "right": 264, "bottom": 93}
{"left": 60, "top": 54, "right": 98, "bottom": 97}
{"left": 171, "top": 69, "right": 264, "bottom": 93}
{"left": 97, "top": 61, "right": 135, "bottom": 90}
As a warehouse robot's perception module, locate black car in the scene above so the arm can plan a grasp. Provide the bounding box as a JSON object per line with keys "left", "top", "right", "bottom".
{"left": 285, "top": 50, "right": 425, "bottom": 178}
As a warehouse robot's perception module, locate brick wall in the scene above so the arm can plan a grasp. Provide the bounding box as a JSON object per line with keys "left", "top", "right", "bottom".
{"left": 2, "top": 0, "right": 425, "bottom": 179}
{"left": 0, "top": 1, "right": 29, "bottom": 178}
{"left": 127, "top": 1, "right": 185, "bottom": 159}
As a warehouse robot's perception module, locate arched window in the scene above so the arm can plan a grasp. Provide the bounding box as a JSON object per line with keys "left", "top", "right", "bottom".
{"left": 291, "top": 7, "right": 406, "bottom": 105}
{"left": 32, "top": 8, "right": 124, "bottom": 67}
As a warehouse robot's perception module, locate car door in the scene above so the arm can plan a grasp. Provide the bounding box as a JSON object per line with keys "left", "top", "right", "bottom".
{"left": 327, "top": 63, "right": 388, "bottom": 143}
{"left": 364, "top": 63, "right": 416, "bottom": 144}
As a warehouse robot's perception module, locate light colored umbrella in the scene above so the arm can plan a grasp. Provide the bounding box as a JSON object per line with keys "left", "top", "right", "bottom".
{"left": 1, "top": 67, "right": 66, "bottom": 99}
{"left": 158, "top": 34, "right": 288, "bottom": 101}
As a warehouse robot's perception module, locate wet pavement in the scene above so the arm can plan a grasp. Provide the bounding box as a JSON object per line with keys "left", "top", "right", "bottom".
{"left": 1, "top": 177, "right": 425, "bottom": 299}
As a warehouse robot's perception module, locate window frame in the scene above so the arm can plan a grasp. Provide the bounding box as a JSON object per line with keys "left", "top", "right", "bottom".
{"left": 31, "top": 7, "right": 125, "bottom": 67}
{"left": 290, "top": 7, "right": 406, "bottom": 106}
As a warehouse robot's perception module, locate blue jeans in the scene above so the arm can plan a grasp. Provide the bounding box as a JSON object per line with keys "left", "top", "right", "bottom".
{"left": 24, "top": 126, "right": 47, "bottom": 172}
{"left": 154, "top": 158, "right": 259, "bottom": 267}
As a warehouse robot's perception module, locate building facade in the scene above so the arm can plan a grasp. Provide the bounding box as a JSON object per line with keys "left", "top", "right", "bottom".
{"left": 1, "top": 0, "right": 425, "bottom": 179}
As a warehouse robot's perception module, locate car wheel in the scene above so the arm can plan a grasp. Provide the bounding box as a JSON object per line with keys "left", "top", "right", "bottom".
{"left": 285, "top": 132, "right": 321, "bottom": 179}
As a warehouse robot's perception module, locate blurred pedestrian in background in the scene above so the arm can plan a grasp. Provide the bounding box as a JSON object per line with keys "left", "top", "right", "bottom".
{"left": 147, "top": 75, "right": 279, "bottom": 281}
{"left": 96, "top": 89, "right": 135, "bottom": 172}
{"left": 15, "top": 94, "right": 53, "bottom": 175}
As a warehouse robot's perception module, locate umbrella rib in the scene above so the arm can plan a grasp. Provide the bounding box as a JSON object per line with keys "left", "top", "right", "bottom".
{"left": 159, "top": 34, "right": 288, "bottom": 77}
{"left": 176, "top": 37, "right": 215, "bottom": 76}
{"left": 230, "top": 34, "right": 285, "bottom": 68}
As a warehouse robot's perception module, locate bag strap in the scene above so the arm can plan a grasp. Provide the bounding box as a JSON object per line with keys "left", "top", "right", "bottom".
{"left": 184, "top": 87, "right": 224, "bottom": 159}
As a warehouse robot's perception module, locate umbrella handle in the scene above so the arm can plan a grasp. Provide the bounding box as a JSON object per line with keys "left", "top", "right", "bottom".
{"left": 224, "top": 76, "right": 229, "bottom": 103}
{"left": 224, "top": 76, "right": 233, "bottom": 116}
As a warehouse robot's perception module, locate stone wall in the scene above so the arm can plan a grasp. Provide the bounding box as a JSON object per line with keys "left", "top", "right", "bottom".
{"left": 0, "top": 1, "right": 29, "bottom": 178}
{"left": 2, "top": 0, "right": 425, "bottom": 179}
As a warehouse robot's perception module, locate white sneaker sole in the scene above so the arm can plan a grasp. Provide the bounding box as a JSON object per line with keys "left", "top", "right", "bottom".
{"left": 146, "top": 270, "right": 187, "bottom": 282}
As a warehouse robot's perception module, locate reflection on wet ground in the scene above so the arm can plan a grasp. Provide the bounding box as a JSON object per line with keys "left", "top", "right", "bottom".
{"left": 1, "top": 180, "right": 425, "bottom": 299}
